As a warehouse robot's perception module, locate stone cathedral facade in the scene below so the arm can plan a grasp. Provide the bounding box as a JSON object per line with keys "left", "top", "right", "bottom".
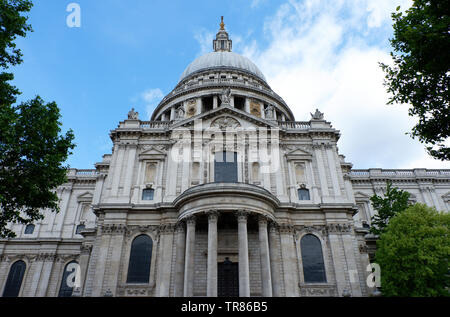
{"left": 1, "top": 20, "right": 449, "bottom": 298}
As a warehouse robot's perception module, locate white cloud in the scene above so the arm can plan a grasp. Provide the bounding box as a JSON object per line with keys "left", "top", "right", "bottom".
{"left": 237, "top": 0, "right": 448, "bottom": 169}
{"left": 194, "top": 29, "right": 215, "bottom": 56}
{"left": 251, "top": 0, "right": 266, "bottom": 9}
{"left": 142, "top": 88, "right": 164, "bottom": 119}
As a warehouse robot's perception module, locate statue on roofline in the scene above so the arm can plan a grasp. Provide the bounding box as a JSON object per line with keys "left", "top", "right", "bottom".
{"left": 310, "top": 108, "right": 324, "bottom": 120}
{"left": 128, "top": 108, "right": 139, "bottom": 120}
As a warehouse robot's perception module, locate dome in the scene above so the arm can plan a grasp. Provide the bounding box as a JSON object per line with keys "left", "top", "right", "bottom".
{"left": 179, "top": 51, "right": 267, "bottom": 83}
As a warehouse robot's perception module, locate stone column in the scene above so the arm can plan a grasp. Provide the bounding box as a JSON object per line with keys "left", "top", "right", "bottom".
{"left": 313, "top": 143, "right": 330, "bottom": 198}
{"left": 207, "top": 211, "right": 219, "bottom": 297}
{"left": 29, "top": 255, "right": 45, "bottom": 296}
{"left": 183, "top": 216, "right": 196, "bottom": 297}
{"left": 245, "top": 98, "right": 250, "bottom": 113}
{"left": 123, "top": 145, "right": 137, "bottom": 198}
{"left": 91, "top": 227, "right": 112, "bottom": 297}
{"left": 111, "top": 145, "right": 125, "bottom": 197}
{"left": 102, "top": 224, "right": 126, "bottom": 297}
{"left": 213, "top": 96, "right": 218, "bottom": 109}
{"left": 258, "top": 216, "right": 272, "bottom": 297}
{"left": 74, "top": 244, "right": 92, "bottom": 297}
{"left": 269, "top": 223, "right": 282, "bottom": 296}
{"left": 279, "top": 224, "right": 299, "bottom": 296}
{"left": 36, "top": 254, "right": 55, "bottom": 297}
{"left": 174, "top": 222, "right": 186, "bottom": 297}
{"left": 157, "top": 224, "right": 175, "bottom": 297}
{"left": 236, "top": 211, "right": 250, "bottom": 297}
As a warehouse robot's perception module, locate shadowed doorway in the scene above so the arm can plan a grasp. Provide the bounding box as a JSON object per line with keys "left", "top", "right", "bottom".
{"left": 217, "top": 258, "right": 239, "bottom": 297}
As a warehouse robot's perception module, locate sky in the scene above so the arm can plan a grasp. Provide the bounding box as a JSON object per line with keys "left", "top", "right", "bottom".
{"left": 10, "top": 0, "right": 449, "bottom": 170}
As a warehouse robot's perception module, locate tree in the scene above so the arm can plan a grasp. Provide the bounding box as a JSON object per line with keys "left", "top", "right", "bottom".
{"left": 380, "top": 0, "right": 450, "bottom": 161}
{"left": 0, "top": 0, "right": 75, "bottom": 238}
{"left": 369, "top": 181, "right": 411, "bottom": 236}
{"left": 375, "top": 204, "right": 450, "bottom": 297}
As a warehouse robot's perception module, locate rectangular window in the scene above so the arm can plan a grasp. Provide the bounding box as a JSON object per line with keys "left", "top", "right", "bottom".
{"left": 298, "top": 188, "right": 311, "bottom": 200}
{"left": 215, "top": 152, "right": 238, "bottom": 183}
{"left": 142, "top": 189, "right": 155, "bottom": 201}
{"left": 76, "top": 224, "right": 85, "bottom": 234}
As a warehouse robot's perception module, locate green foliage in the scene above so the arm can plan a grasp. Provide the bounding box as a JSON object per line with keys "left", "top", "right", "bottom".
{"left": 0, "top": 0, "right": 75, "bottom": 238}
{"left": 380, "top": 0, "right": 450, "bottom": 160}
{"left": 369, "top": 181, "right": 411, "bottom": 235}
{"left": 375, "top": 204, "right": 450, "bottom": 297}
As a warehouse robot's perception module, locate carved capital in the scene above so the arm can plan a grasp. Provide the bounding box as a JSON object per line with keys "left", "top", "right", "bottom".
{"left": 206, "top": 210, "right": 219, "bottom": 222}
{"left": 160, "top": 223, "right": 176, "bottom": 234}
{"left": 257, "top": 215, "right": 269, "bottom": 227}
{"left": 269, "top": 222, "right": 279, "bottom": 234}
{"left": 279, "top": 223, "right": 294, "bottom": 234}
{"left": 326, "top": 223, "right": 353, "bottom": 234}
{"left": 80, "top": 244, "right": 93, "bottom": 255}
{"left": 235, "top": 210, "right": 249, "bottom": 223}
{"left": 175, "top": 222, "right": 186, "bottom": 234}
{"left": 185, "top": 215, "right": 196, "bottom": 226}
{"left": 296, "top": 225, "right": 326, "bottom": 236}
{"left": 102, "top": 224, "right": 128, "bottom": 235}
{"left": 35, "top": 253, "right": 57, "bottom": 262}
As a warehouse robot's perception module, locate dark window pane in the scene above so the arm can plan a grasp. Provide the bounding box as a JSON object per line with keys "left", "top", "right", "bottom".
{"left": 58, "top": 261, "right": 79, "bottom": 297}
{"left": 127, "top": 235, "right": 153, "bottom": 283}
{"left": 24, "top": 224, "right": 35, "bottom": 234}
{"left": 301, "top": 234, "right": 327, "bottom": 283}
{"left": 298, "top": 189, "right": 310, "bottom": 200}
{"left": 215, "top": 152, "right": 238, "bottom": 183}
{"left": 142, "top": 189, "right": 154, "bottom": 200}
{"left": 76, "top": 225, "right": 85, "bottom": 234}
{"left": 3, "top": 261, "right": 26, "bottom": 297}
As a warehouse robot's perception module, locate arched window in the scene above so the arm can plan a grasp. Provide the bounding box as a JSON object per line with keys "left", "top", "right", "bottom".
{"left": 58, "top": 261, "right": 79, "bottom": 297}
{"left": 24, "top": 224, "right": 35, "bottom": 234}
{"left": 3, "top": 260, "right": 26, "bottom": 297}
{"left": 214, "top": 151, "right": 238, "bottom": 183}
{"left": 301, "top": 234, "right": 327, "bottom": 283}
{"left": 298, "top": 188, "right": 310, "bottom": 200}
{"left": 127, "top": 235, "right": 153, "bottom": 283}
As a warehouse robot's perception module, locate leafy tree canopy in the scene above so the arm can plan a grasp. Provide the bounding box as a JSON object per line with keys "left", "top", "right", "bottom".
{"left": 369, "top": 181, "right": 411, "bottom": 236}
{"left": 380, "top": 0, "right": 450, "bottom": 160}
{"left": 0, "top": 0, "right": 75, "bottom": 238}
{"left": 375, "top": 204, "right": 450, "bottom": 297}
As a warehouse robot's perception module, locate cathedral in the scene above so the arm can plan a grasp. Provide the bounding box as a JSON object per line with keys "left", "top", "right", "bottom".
{"left": 1, "top": 19, "right": 449, "bottom": 298}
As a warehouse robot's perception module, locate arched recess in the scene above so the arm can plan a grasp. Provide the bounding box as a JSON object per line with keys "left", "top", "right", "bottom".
{"left": 58, "top": 260, "right": 79, "bottom": 297}
{"left": 3, "top": 260, "right": 26, "bottom": 297}
{"left": 300, "top": 234, "right": 327, "bottom": 283}
{"left": 127, "top": 235, "right": 153, "bottom": 284}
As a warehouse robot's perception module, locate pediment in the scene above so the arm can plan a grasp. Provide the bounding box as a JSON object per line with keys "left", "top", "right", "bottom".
{"left": 354, "top": 191, "right": 371, "bottom": 201}
{"left": 77, "top": 191, "right": 93, "bottom": 203}
{"left": 442, "top": 192, "right": 450, "bottom": 201}
{"left": 286, "top": 148, "right": 313, "bottom": 156}
{"left": 140, "top": 147, "right": 166, "bottom": 155}
{"left": 139, "top": 146, "right": 167, "bottom": 160}
{"left": 170, "top": 105, "right": 278, "bottom": 130}
{"left": 285, "top": 147, "right": 313, "bottom": 160}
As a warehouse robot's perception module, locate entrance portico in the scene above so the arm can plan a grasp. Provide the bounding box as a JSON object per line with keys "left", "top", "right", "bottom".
{"left": 174, "top": 183, "right": 279, "bottom": 297}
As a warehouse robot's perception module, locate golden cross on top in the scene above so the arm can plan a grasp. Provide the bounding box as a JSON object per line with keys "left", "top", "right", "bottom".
{"left": 220, "top": 16, "right": 225, "bottom": 30}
